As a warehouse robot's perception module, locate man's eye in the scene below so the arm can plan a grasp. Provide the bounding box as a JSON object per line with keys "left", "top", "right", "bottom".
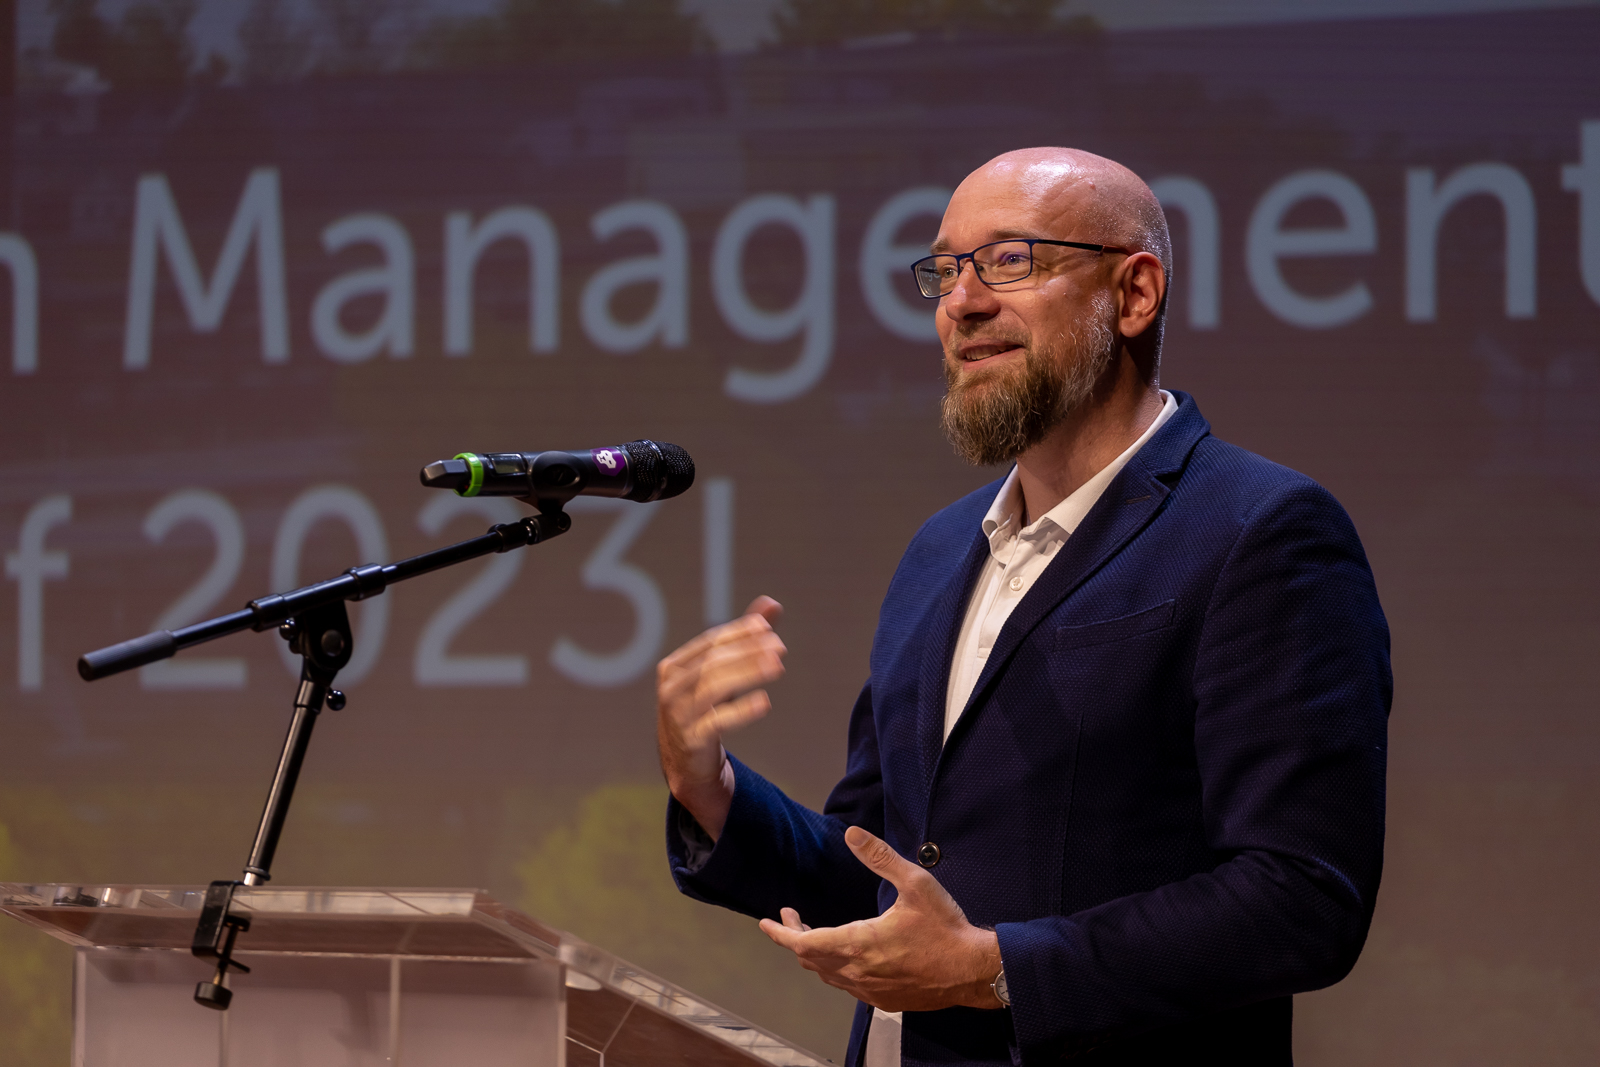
{"left": 997, "top": 253, "right": 1028, "bottom": 268}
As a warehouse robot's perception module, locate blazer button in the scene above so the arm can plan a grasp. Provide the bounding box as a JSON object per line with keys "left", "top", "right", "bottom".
{"left": 917, "top": 841, "right": 941, "bottom": 867}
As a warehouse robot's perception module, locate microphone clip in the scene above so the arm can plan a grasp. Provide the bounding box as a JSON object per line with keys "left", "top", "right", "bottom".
{"left": 495, "top": 501, "right": 571, "bottom": 551}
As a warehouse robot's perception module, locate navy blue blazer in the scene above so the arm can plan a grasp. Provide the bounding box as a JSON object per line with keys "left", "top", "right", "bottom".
{"left": 668, "top": 393, "right": 1390, "bottom": 1066}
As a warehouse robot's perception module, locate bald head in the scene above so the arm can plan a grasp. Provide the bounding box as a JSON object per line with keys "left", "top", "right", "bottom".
{"left": 963, "top": 147, "right": 1173, "bottom": 293}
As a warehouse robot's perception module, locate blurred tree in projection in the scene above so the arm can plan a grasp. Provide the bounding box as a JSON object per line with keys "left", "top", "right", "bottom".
{"left": 517, "top": 783, "right": 856, "bottom": 1061}
{"left": 49, "top": 0, "right": 200, "bottom": 87}
{"left": 774, "top": 0, "right": 1095, "bottom": 46}
{"left": 412, "top": 0, "right": 708, "bottom": 69}
{"left": 237, "top": 0, "right": 315, "bottom": 81}
{"left": 310, "top": 0, "right": 416, "bottom": 72}
{"left": 0, "top": 819, "right": 73, "bottom": 1067}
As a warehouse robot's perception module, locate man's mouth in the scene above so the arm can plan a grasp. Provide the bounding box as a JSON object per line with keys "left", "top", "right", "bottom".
{"left": 959, "top": 343, "right": 1025, "bottom": 363}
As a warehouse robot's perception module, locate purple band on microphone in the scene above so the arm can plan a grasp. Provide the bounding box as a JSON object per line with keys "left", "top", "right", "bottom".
{"left": 591, "top": 447, "right": 628, "bottom": 476}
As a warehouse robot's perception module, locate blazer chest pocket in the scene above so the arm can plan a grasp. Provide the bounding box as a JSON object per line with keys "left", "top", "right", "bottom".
{"left": 1055, "top": 599, "right": 1176, "bottom": 651}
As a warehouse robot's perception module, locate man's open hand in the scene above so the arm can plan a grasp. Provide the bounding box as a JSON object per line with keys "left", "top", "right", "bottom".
{"left": 656, "top": 596, "right": 786, "bottom": 840}
{"left": 758, "top": 826, "right": 1003, "bottom": 1012}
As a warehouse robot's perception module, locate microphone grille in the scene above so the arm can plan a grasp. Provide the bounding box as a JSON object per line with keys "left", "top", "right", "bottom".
{"left": 622, "top": 440, "right": 696, "bottom": 502}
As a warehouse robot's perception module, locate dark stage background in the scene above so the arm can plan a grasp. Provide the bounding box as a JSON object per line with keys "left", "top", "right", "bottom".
{"left": 2, "top": 1, "right": 1598, "bottom": 1062}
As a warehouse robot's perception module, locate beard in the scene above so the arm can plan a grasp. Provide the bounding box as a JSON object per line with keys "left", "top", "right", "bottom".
{"left": 939, "top": 291, "right": 1119, "bottom": 467}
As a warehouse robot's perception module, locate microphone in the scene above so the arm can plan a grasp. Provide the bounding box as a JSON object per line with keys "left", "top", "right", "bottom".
{"left": 420, "top": 440, "right": 694, "bottom": 505}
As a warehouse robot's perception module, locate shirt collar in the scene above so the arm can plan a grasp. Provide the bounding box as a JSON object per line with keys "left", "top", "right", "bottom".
{"left": 980, "top": 390, "right": 1178, "bottom": 556}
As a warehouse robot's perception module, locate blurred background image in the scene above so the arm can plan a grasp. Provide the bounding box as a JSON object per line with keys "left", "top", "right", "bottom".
{"left": 1, "top": 0, "right": 1598, "bottom": 1062}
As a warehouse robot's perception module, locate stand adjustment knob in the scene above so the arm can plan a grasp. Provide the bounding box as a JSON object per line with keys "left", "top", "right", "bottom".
{"left": 326, "top": 689, "right": 346, "bottom": 711}
{"left": 195, "top": 978, "right": 233, "bottom": 1010}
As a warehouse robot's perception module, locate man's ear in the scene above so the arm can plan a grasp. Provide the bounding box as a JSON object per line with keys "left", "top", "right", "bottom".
{"left": 1116, "top": 252, "right": 1166, "bottom": 339}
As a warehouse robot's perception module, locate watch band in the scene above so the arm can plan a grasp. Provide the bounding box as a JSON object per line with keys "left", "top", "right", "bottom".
{"left": 991, "top": 968, "right": 1010, "bottom": 1007}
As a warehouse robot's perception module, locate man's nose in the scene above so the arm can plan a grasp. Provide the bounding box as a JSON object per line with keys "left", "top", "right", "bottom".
{"left": 940, "top": 259, "right": 1000, "bottom": 323}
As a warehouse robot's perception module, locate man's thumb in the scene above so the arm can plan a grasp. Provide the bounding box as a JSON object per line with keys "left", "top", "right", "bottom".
{"left": 844, "top": 826, "right": 918, "bottom": 885}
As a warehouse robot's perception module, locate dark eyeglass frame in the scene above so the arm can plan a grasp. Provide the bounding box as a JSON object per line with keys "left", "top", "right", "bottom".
{"left": 910, "top": 238, "right": 1132, "bottom": 299}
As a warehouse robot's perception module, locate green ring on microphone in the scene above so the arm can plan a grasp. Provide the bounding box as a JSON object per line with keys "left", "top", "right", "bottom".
{"left": 454, "top": 453, "right": 485, "bottom": 497}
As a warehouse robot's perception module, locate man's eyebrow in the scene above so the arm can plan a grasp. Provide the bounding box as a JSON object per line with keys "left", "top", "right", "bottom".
{"left": 991, "top": 227, "right": 1051, "bottom": 241}
{"left": 928, "top": 228, "right": 1053, "bottom": 254}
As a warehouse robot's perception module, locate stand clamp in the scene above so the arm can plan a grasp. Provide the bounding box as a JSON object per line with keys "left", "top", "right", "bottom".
{"left": 192, "top": 880, "right": 252, "bottom": 1010}
{"left": 191, "top": 597, "right": 354, "bottom": 1009}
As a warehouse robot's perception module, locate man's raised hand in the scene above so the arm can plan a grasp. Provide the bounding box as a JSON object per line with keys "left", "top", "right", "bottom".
{"left": 656, "top": 596, "right": 786, "bottom": 840}
{"left": 758, "top": 826, "right": 1003, "bottom": 1012}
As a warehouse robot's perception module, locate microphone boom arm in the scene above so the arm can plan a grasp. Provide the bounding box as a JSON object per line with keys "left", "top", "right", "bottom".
{"left": 79, "top": 504, "right": 571, "bottom": 681}
{"left": 75, "top": 500, "right": 574, "bottom": 1011}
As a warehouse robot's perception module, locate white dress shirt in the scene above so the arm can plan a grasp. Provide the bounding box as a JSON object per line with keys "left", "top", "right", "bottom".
{"left": 866, "top": 390, "right": 1177, "bottom": 1067}
{"left": 943, "top": 390, "right": 1177, "bottom": 738}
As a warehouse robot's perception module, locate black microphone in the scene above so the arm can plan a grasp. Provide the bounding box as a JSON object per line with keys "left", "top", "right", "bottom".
{"left": 420, "top": 440, "right": 694, "bottom": 504}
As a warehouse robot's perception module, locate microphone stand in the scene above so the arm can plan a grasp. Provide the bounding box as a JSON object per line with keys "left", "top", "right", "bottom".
{"left": 77, "top": 501, "right": 573, "bottom": 1010}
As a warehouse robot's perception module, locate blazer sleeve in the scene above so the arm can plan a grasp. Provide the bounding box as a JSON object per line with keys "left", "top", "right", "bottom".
{"left": 998, "top": 479, "right": 1391, "bottom": 1056}
{"left": 666, "top": 680, "right": 887, "bottom": 929}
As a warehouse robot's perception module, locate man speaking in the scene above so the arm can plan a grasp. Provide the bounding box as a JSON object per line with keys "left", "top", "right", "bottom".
{"left": 655, "top": 148, "right": 1390, "bottom": 1065}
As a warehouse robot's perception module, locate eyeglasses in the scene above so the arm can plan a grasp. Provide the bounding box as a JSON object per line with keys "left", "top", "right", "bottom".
{"left": 910, "top": 239, "right": 1131, "bottom": 299}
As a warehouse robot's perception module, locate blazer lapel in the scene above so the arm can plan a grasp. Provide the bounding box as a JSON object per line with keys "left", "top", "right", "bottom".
{"left": 946, "top": 394, "right": 1211, "bottom": 747}
{"left": 915, "top": 526, "right": 992, "bottom": 789}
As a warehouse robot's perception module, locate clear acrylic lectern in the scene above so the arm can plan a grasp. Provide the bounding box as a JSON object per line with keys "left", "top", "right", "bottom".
{"left": 0, "top": 883, "right": 832, "bottom": 1067}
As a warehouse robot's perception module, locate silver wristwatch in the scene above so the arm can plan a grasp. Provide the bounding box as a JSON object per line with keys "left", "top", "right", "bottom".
{"left": 991, "top": 968, "right": 1010, "bottom": 1007}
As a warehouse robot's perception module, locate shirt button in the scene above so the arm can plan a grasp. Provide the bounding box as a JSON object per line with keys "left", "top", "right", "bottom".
{"left": 1008, "top": 575, "right": 1024, "bottom": 592}
{"left": 917, "top": 842, "right": 941, "bottom": 868}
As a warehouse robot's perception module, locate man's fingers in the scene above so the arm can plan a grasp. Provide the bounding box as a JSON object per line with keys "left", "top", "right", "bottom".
{"left": 712, "top": 688, "right": 772, "bottom": 730}
{"left": 745, "top": 596, "right": 783, "bottom": 623}
{"left": 680, "top": 691, "right": 770, "bottom": 748}
{"left": 759, "top": 917, "right": 802, "bottom": 951}
{"left": 658, "top": 626, "right": 785, "bottom": 779}
{"left": 661, "top": 618, "right": 778, "bottom": 685}
{"left": 760, "top": 916, "right": 861, "bottom": 959}
{"left": 692, "top": 638, "right": 786, "bottom": 705}
{"left": 657, "top": 627, "right": 717, "bottom": 673}
{"left": 779, "top": 907, "right": 813, "bottom": 933}
{"left": 660, "top": 632, "right": 786, "bottom": 725}
{"left": 843, "top": 826, "right": 927, "bottom": 893}
{"left": 681, "top": 658, "right": 783, "bottom": 733}
{"left": 660, "top": 605, "right": 782, "bottom": 676}
{"left": 777, "top": 921, "right": 866, "bottom": 962}
{"left": 657, "top": 622, "right": 740, "bottom": 676}
{"left": 759, "top": 914, "right": 872, "bottom": 992}
{"left": 657, "top": 602, "right": 786, "bottom": 729}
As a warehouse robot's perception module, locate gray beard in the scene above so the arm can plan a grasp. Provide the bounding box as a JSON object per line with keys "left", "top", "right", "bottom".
{"left": 939, "top": 293, "right": 1118, "bottom": 467}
